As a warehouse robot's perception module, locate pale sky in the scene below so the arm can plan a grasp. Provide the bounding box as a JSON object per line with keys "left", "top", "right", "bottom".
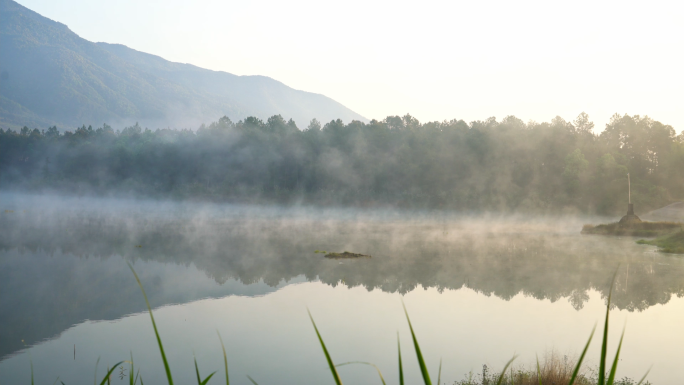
{"left": 17, "top": 0, "right": 684, "bottom": 133}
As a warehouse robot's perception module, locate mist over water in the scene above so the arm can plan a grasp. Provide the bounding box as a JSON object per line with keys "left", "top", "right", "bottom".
{"left": 3, "top": 0, "right": 684, "bottom": 383}
{"left": 1, "top": 193, "right": 682, "bottom": 384}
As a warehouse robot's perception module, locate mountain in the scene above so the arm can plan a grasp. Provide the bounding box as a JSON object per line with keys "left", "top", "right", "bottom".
{"left": 0, "top": 0, "right": 367, "bottom": 130}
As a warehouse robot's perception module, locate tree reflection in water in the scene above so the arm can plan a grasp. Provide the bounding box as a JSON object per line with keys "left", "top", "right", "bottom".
{"left": 1, "top": 202, "right": 682, "bottom": 360}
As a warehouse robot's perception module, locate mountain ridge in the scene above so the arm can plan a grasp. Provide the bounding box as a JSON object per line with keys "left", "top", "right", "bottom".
{"left": 0, "top": 0, "right": 367, "bottom": 130}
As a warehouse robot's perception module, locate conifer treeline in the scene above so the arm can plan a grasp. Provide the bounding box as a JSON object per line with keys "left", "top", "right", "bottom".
{"left": 1, "top": 113, "right": 682, "bottom": 214}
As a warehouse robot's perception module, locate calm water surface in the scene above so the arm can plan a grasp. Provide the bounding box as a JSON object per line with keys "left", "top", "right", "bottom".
{"left": 1, "top": 194, "right": 682, "bottom": 384}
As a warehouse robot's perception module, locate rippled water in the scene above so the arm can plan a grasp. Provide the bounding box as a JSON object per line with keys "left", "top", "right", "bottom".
{"left": 1, "top": 194, "right": 682, "bottom": 384}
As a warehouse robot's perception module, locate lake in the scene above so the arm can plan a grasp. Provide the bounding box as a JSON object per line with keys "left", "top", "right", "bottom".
{"left": 1, "top": 193, "right": 682, "bottom": 384}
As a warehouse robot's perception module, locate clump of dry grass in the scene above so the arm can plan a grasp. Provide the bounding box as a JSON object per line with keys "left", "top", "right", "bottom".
{"left": 454, "top": 351, "right": 592, "bottom": 385}
{"left": 534, "top": 351, "right": 590, "bottom": 385}
{"left": 453, "top": 350, "right": 651, "bottom": 385}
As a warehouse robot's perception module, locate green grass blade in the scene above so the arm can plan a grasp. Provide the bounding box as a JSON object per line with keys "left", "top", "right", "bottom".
{"left": 569, "top": 324, "right": 596, "bottom": 385}
{"left": 437, "top": 358, "right": 442, "bottom": 385}
{"left": 128, "top": 263, "right": 174, "bottom": 385}
{"left": 536, "top": 355, "right": 542, "bottom": 385}
{"left": 606, "top": 328, "right": 625, "bottom": 385}
{"left": 599, "top": 269, "right": 619, "bottom": 385}
{"left": 31, "top": 358, "right": 34, "bottom": 385}
{"left": 398, "top": 333, "right": 404, "bottom": 385}
{"left": 402, "top": 301, "right": 431, "bottom": 385}
{"left": 217, "top": 331, "right": 230, "bottom": 385}
{"left": 140, "top": 377, "right": 144, "bottom": 385}
{"left": 99, "top": 362, "right": 125, "bottom": 385}
{"left": 336, "top": 362, "right": 386, "bottom": 385}
{"left": 636, "top": 366, "right": 652, "bottom": 385}
{"left": 192, "top": 356, "right": 215, "bottom": 385}
{"left": 308, "top": 308, "right": 343, "bottom": 385}
{"left": 195, "top": 357, "right": 202, "bottom": 385}
{"left": 129, "top": 353, "right": 135, "bottom": 385}
{"left": 201, "top": 372, "right": 216, "bottom": 385}
{"left": 94, "top": 357, "right": 100, "bottom": 385}
{"left": 246, "top": 375, "right": 259, "bottom": 385}
{"left": 495, "top": 355, "right": 517, "bottom": 385}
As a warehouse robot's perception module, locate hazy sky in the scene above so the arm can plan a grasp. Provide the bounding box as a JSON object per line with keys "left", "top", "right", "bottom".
{"left": 17, "top": 0, "right": 683, "bottom": 133}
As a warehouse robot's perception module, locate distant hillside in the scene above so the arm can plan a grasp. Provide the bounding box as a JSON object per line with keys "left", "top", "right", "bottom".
{"left": 0, "top": 0, "right": 366, "bottom": 130}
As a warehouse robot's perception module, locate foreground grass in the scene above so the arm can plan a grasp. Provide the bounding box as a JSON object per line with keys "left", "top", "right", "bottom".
{"left": 637, "top": 229, "right": 684, "bottom": 254}
{"left": 29, "top": 265, "right": 650, "bottom": 385}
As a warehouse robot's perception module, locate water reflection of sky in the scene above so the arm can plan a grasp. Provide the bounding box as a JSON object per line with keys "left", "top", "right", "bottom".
{"left": 1, "top": 194, "right": 682, "bottom": 384}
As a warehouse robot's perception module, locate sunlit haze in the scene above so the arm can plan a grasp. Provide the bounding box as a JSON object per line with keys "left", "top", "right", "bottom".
{"left": 15, "top": 0, "right": 684, "bottom": 132}
{"left": 4, "top": 1, "right": 684, "bottom": 383}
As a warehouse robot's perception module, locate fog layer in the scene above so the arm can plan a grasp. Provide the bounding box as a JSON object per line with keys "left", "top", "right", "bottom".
{"left": 2, "top": 194, "right": 682, "bottom": 360}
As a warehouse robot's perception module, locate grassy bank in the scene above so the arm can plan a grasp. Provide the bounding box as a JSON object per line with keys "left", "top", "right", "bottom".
{"left": 637, "top": 229, "right": 684, "bottom": 254}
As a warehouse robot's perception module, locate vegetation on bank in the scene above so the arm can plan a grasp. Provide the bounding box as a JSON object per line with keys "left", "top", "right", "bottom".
{"left": 637, "top": 229, "right": 684, "bottom": 254}
{"left": 2, "top": 113, "right": 683, "bottom": 214}
{"left": 581, "top": 222, "right": 681, "bottom": 237}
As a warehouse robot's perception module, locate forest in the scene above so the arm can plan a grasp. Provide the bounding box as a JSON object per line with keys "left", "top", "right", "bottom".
{"left": 1, "top": 113, "right": 683, "bottom": 214}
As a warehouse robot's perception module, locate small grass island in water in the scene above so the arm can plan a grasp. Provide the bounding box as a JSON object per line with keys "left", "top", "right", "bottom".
{"left": 315, "top": 250, "right": 372, "bottom": 259}
{"left": 582, "top": 174, "right": 683, "bottom": 242}
{"left": 581, "top": 220, "right": 681, "bottom": 237}
{"left": 582, "top": 202, "right": 681, "bottom": 237}
{"left": 581, "top": 197, "right": 684, "bottom": 253}
{"left": 325, "top": 251, "right": 371, "bottom": 259}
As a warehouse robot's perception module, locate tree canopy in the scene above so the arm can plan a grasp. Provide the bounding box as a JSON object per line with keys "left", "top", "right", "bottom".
{"left": 1, "top": 113, "right": 682, "bottom": 214}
